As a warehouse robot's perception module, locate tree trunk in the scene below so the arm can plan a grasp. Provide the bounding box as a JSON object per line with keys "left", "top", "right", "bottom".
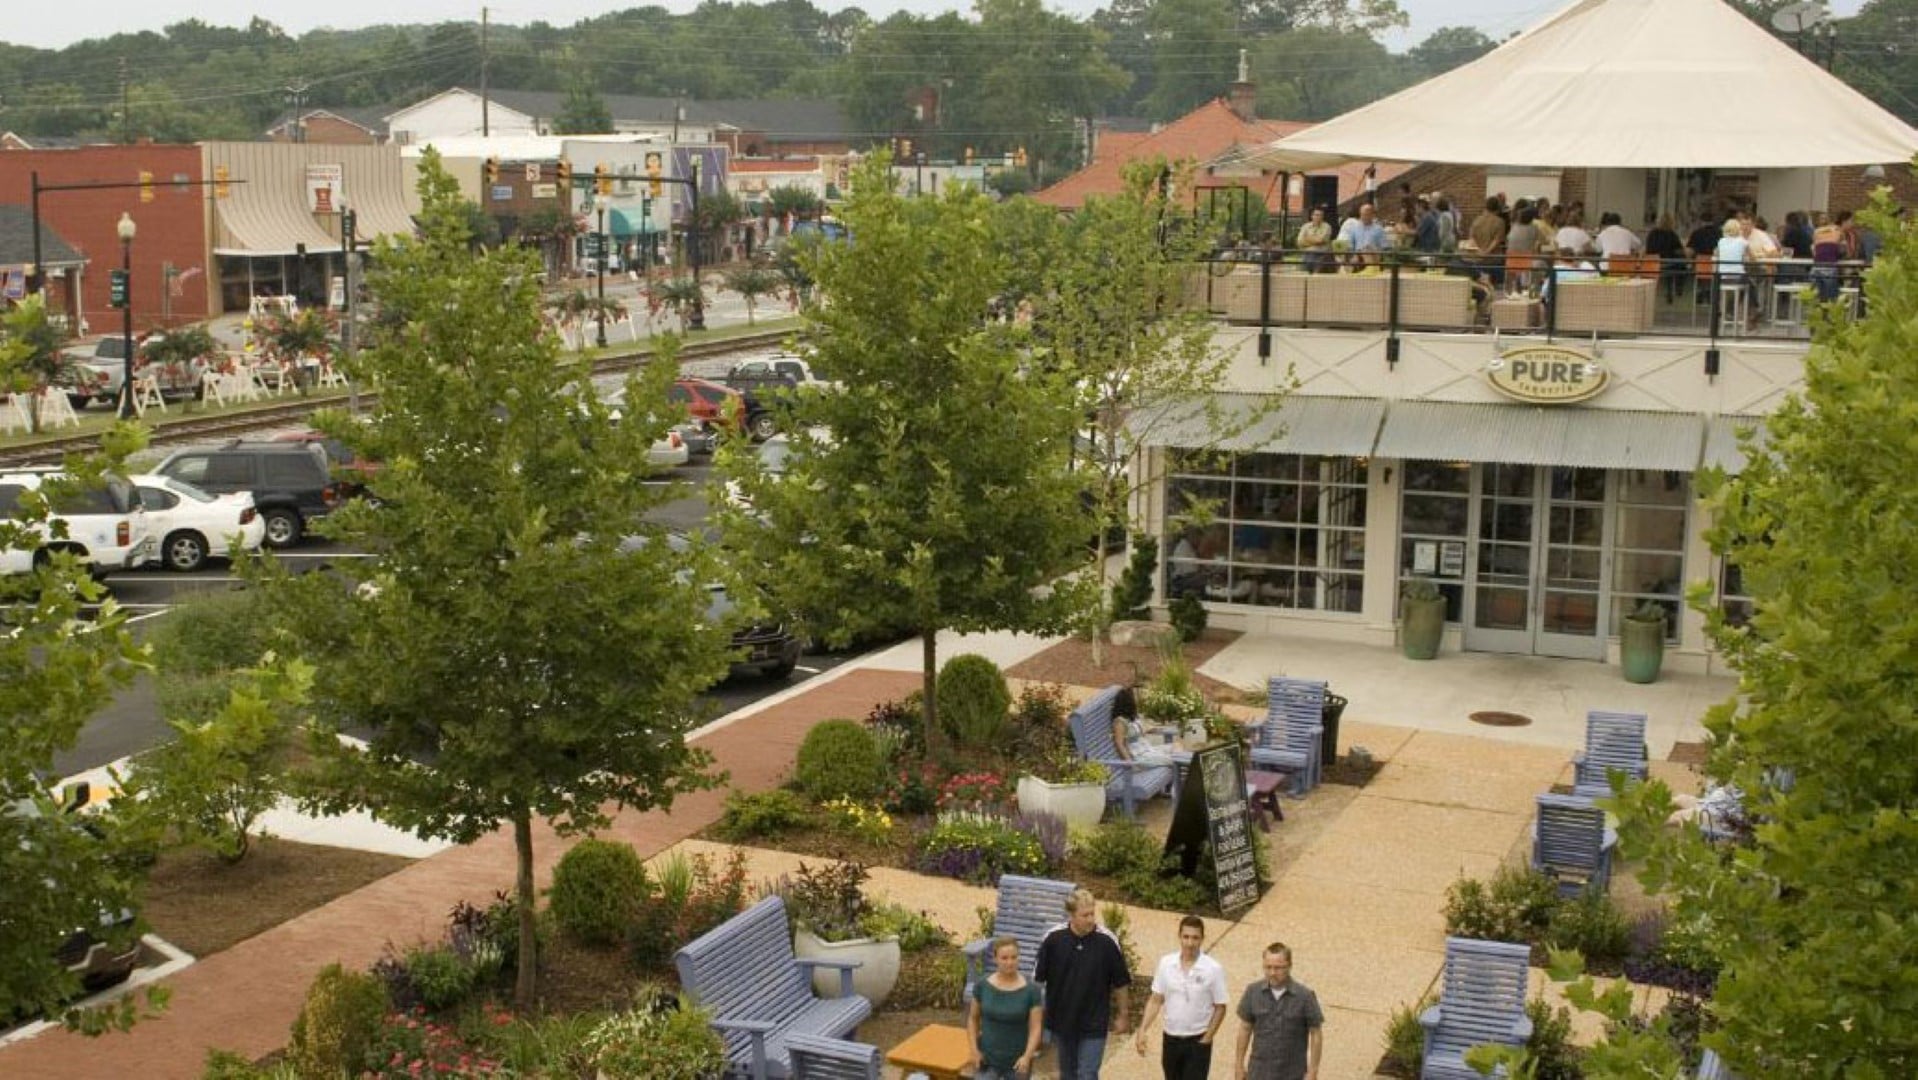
{"left": 921, "top": 629, "right": 938, "bottom": 753}
{"left": 513, "top": 809, "right": 537, "bottom": 1010}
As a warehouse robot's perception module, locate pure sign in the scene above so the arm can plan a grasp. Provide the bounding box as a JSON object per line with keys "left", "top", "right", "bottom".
{"left": 1486, "top": 346, "right": 1609, "bottom": 404}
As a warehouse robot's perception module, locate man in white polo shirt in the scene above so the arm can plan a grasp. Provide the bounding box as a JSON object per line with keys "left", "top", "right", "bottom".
{"left": 1133, "top": 915, "right": 1230, "bottom": 1079}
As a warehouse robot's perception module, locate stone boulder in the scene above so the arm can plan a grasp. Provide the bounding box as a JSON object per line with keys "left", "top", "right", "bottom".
{"left": 1109, "top": 620, "right": 1181, "bottom": 649}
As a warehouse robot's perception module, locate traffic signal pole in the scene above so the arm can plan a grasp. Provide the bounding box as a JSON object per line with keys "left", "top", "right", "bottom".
{"left": 26, "top": 175, "right": 244, "bottom": 299}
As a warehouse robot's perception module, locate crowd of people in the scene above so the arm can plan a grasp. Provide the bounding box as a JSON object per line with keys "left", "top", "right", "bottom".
{"left": 1263, "top": 184, "right": 1889, "bottom": 326}
{"left": 966, "top": 889, "right": 1323, "bottom": 1080}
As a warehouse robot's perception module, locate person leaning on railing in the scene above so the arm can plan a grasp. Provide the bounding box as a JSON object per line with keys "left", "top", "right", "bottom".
{"left": 1295, "top": 208, "right": 1335, "bottom": 273}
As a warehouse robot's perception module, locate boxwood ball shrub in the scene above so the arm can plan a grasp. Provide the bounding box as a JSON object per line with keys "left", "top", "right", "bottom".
{"left": 937, "top": 653, "right": 1012, "bottom": 748}
{"left": 796, "top": 719, "right": 885, "bottom": 802}
{"left": 550, "top": 838, "right": 652, "bottom": 948}
{"left": 288, "top": 963, "right": 390, "bottom": 1080}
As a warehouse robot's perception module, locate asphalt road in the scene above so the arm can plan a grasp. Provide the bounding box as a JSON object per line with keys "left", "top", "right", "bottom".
{"left": 53, "top": 450, "right": 858, "bottom": 778}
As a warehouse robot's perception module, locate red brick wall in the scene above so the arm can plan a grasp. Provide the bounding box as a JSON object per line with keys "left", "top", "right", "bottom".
{"left": 1339, "top": 162, "right": 1490, "bottom": 216}
{"left": 270, "top": 116, "right": 378, "bottom": 145}
{"left": 0, "top": 146, "right": 209, "bottom": 332}
{"left": 1827, "top": 163, "right": 1918, "bottom": 216}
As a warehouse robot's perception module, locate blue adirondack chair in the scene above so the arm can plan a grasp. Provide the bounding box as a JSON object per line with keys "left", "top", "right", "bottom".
{"left": 1531, "top": 792, "right": 1616, "bottom": 896}
{"left": 961, "top": 874, "right": 1076, "bottom": 1003}
{"left": 1261, "top": 676, "right": 1326, "bottom": 795}
{"left": 1573, "top": 709, "right": 1648, "bottom": 798}
{"left": 1420, "top": 937, "right": 1534, "bottom": 1080}
{"left": 1066, "top": 685, "right": 1175, "bottom": 819}
{"left": 1695, "top": 1048, "right": 1739, "bottom": 1079}
{"left": 786, "top": 1033, "right": 882, "bottom": 1080}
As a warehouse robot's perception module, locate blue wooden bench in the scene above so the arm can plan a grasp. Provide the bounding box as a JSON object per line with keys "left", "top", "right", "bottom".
{"left": 1261, "top": 676, "right": 1326, "bottom": 795}
{"left": 786, "top": 1033, "right": 882, "bottom": 1080}
{"left": 1572, "top": 709, "right": 1648, "bottom": 798}
{"left": 1531, "top": 792, "right": 1616, "bottom": 897}
{"left": 961, "top": 873, "right": 1076, "bottom": 1003}
{"left": 1067, "top": 684, "right": 1175, "bottom": 819}
{"left": 1419, "top": 937, "right": 1534, "bottom": 1080}
{"left": 675, "top": 895, "right": 873, "bottom": 1079}
{"left": 1695, "top": 1048, "right": 1738, "bottom": 1079}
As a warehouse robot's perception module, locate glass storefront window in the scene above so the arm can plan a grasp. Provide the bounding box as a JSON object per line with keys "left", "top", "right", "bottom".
{"left": 1164, "top": 451, "right": 1367, "bottom": 613}
{"left": 1610, "top": 473, "right": 1689, "bottom": 642}
{"left": 1399, "top": 460, "right": 1470, "bottom": 621}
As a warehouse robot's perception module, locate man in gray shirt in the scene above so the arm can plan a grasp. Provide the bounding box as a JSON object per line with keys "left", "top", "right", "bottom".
{"left": 1232, "top": 942, "right": 1323, "bottom": 1080}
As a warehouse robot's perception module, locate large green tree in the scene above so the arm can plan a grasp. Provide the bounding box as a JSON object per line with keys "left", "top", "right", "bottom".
{"left": 0, "top": 421, "right": 160, "bottom": 1031}
{"left": 260, "top": 151, "right": 734, "bottom": 1009}
{"left": 1595, "top": 192, "right": 1918, "bottom": 1076}
{"left": 717, "top": 154, "right": 1087, "bottom": 745}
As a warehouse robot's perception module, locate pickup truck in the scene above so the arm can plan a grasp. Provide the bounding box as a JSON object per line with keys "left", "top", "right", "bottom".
{"left": 720, "top": 354, "right": 834, "bottom": 395}
{"left": 59, "top": 334, "right": 205, "bottom": 409}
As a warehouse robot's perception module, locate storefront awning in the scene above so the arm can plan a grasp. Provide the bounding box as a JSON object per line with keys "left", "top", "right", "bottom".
{"left": 1702, "top": 415, "right": 1768, "bottom": 475}
{"left": 1374, "top": 401, "right": 1704, "bottom": 471}
{"left": 609, "top": 207, "right": 663, "bottom": 236}
{"left": 1137, "top": 394, "right": 1385, "bottom": 457}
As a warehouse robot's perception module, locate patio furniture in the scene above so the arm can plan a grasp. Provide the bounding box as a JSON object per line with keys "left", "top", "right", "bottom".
{"left": 884, "top": 1024, "right": 973, "bottom": 1080}
{"left": 1301, "top": 273, "right": 1389, "bottom": 325}
{"left": 960, "top": 874, "right": 1075, "bottom": 1004}
{"left": 1556, "top": 278, "right": 1655, "bottom": 333}
{"left": 1573, "top": 709, "right": 1648, "bottom": 799}
{"left": 1490, "top": 295, "right": 1542, "bottom": 329}
{"left": 675, "top": 895, "right": 871, "bottom": 1080}
{"left": 786, "top": 1033, "right": 882, "bottom": 1080}
{"left": 1247, "top": 769, "right": 1287, "bottom": 831}
{"left": 1397, "top": 274, "right": 1475, "bottom": 328}
{"left": 1695, "top": 1048, "right": 1739, "bottom": 1079}
{"left": 1066, "top": 684, "right": 1176, "bottom": 818}
{"left": 1264, "top": 676, "right": 1328, "bottom": 794}
{"left": 1419, "top": 937, "right": 1534, "bottom": 1080}
{"left": 1531, "top": 792, "right": 1616, "bottom": 896}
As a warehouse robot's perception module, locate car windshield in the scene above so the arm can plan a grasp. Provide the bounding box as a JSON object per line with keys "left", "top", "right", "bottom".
{"left": 164, "top": 478, "right": 217, "bottom": 503}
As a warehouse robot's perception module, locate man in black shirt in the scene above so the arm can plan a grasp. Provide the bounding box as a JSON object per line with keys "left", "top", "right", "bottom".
{"left": 1686, "top": 215, "right": 1724, "bottom": 306}
{"left": 1034, "top": 888, "right": 1133, "bottom": 1080}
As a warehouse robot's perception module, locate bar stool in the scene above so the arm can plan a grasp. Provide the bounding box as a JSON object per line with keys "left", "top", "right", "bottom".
{"left": 1837, "top": 286, "right": 1862, "bottom": 320}
{"left": 1717, "top": 279, "right": 1749, "bottom": 335}
{"left": 1771, "top": 283, "right": 1806, "bottom": 329}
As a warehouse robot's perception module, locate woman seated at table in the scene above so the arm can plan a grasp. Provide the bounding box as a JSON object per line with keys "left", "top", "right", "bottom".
{"left": 1110, "top": 686, "right": 1177, "bottom": 766}
{"left": 1714, "top": 219, "right": 1754, "bottom": 324}
{"left": 1810, "top": 212, "right": 1846, "bottom": 301}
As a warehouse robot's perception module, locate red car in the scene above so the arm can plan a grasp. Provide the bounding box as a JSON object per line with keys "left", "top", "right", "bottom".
{"left": 671, "top": 378, "right": 777, "bottom": 441}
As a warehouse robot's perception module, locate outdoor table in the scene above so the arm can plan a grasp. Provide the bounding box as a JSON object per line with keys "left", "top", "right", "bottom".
{"left": 1247, "top": 770, "right": 1287, "bottom": 830}
{"left": 887, "top": 1023, "right": 973, "bottom": 1080}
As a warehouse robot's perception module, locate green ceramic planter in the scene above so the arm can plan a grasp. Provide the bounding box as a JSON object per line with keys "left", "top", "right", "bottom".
{"left": 1400, "top": 595, "right": 1447, "bottom": 660}
{"left": 1620, "top": 614, "right": 1667, "bottom": 683}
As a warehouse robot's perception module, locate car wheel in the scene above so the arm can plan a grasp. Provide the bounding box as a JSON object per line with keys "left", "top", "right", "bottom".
{"left": 748, "top": 412, "right": 777, "bottom": 441}
{"left": 761, "top": 656, "right": 798, "bottom": 680}
{"left": 163, "top": 530, "right": 208, "bottom": 572}
{"left": 66, "top": 393, "right": 91, "bottom": 411}
{"left": 261, "top": 509, "right": 303, "bottom": 548}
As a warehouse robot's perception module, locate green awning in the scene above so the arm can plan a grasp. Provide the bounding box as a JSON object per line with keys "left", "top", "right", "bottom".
{"left": 610, "top": 207, "right": 663, "bottom": 236}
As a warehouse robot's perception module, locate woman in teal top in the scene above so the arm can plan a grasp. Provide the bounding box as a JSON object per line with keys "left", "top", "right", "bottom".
{"left": 967, "top": 936, "right": 1044, "bottom": 1079}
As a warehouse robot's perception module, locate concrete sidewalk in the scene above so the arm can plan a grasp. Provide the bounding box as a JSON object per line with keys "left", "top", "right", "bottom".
{"left": 5, "top": 627, "right": 1727, "bottom": 1078}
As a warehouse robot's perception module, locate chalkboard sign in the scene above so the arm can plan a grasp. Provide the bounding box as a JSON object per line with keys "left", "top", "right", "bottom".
{"left": 1163, "top": 741, "right": 1260, "bottom": 916}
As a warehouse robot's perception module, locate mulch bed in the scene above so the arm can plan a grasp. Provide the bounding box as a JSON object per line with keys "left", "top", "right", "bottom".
{"left": 535, "top": 934, "right": 654, "bottom": 1016}
{"left": 140, "top": 837, "right": 414, "bottom": 957}
{"left": 1006, "top": 629, "right": 1245, "bottom": 697}
{"left": 1667, "top": 740, "right": 1711, "bottom": 766}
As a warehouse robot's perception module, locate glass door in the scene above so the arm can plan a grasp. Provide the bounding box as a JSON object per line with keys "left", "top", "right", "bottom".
{"left": 1463, "top": 465, "right": 1612, "bottom": 659}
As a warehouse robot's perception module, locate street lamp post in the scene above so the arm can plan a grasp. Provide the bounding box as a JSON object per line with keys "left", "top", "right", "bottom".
{"left": 688, "top": 159, "right": 706, "bottom": 332}
{"left": 595, "top": 205, "right": 608, "bottom": 348}
{"left": 116, "top": 212, "right": 136, "bottom": 420}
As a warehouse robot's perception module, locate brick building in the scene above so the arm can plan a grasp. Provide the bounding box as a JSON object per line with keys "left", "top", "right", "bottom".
{"left": 0, "top": 145, "right": 211, "bottom": 333}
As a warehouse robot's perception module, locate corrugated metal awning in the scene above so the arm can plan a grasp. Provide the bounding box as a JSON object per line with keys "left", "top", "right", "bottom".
{"left": 1375, "top": 401, "right": 1704, "bottom": 471}
{"left": 1702, "top": 415, "right": 1768, "bottom": 474}
{"left": 1136, "top": 394, "right": 1384, "bottom": 457}
{"left": 207, "top": 142, "right": 416, "bottom": 257}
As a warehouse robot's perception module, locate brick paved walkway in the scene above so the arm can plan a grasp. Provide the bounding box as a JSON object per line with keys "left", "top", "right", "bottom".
{"left": 5, "top": 668, "right": 922, "bottom": 1080}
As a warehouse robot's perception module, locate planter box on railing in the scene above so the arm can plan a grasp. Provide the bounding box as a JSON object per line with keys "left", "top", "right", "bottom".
{"left": 1555, "top": 278, "right": 1655, "bottom": 334}
{"left": 1397, "top": 274, "right": 1474, "bottom": 328}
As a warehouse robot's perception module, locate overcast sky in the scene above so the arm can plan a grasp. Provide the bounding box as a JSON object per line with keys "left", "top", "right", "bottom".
{"left": 3, "top": 0, "right": 1869, "bottom": 53}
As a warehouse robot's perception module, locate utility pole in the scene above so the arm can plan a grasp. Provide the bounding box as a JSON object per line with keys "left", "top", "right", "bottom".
{"left": 285, "top": 79, "right": 310, "bottom": 143}
{"left": 341, "top": 206, "right": 361, "bottom": 413}
{"left": 119, "top": 58, "right": 130, "bottom": 144}
{"left": 480, "top": 6, "right": 491, "bottom": 137}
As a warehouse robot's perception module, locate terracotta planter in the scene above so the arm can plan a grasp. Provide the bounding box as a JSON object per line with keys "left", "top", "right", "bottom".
{"left": 1015, "top": 775, "right": 1106, "bottom": 831}
{"left": 792, "top": 928, "right": 900, "bottom": 1008}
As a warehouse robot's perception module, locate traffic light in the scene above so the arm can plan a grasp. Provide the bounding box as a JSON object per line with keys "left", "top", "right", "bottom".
{"left": 645, "top": 151, "right": 663, "bottom": 198}
{"left": 962, "top": 146, "right": 974, "bottom": 165}
{"left": 594, "top": 162, "right": 612, "bottom": 196}
{"left": 898, "top": 138, "right": 913, "bottom": 162}
{"left": 213, "top": 164, "right": 231, "bottom": 199}
{"left": 484, "top": 156, "right": 500, "bottom": 185}
{"left": 138, "top": 170, "right": 154, "bottom": 203}
{"left": 1013, "top": 146, "right": 1028, "bottom": 168}
{"left": 109, "top": 269, "right": 128, "bottom": 309}
{"left": 555, "top": 158, "right": 573, "bottom": 188}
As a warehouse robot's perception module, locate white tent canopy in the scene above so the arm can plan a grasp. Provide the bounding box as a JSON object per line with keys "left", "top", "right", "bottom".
{"left": 1244, "top": 0, "right": 1918, "bottom": 171}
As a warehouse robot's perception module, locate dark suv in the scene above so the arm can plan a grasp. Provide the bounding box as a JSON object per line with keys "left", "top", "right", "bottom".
{"left": 154, "top": 441, "right": 340, "bottom": 548}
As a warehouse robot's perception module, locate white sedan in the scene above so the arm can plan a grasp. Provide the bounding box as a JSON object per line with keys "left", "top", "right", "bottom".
{"left": 130, "top": 474, "right": 267, "bottom": 572}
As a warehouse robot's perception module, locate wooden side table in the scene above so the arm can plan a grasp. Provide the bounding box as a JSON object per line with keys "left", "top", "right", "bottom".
{"left": 886, "top": 1023, "right": 974, "bottom": 1080}
{"left": 1247, "top": 770, "right": 1287, "bottom": 831}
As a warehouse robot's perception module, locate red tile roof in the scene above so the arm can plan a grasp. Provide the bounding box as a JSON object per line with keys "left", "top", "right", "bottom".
{"left": 1035, "top": 98, "right": 1412, "bottom": 213}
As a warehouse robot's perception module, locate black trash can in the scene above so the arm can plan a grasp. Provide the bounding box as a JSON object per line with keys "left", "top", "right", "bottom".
{"left": 1321, "top": 692, "right": 1348, "bottom": 765}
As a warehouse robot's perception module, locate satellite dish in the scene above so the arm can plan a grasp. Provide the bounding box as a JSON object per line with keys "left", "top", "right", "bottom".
{"left": 1771, "top": 1, "right": 1830, "bottom": 34}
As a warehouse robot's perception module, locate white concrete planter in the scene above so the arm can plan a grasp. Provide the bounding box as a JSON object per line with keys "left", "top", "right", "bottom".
{"left": 1016, "top": 775, "right": 1107, "bottom": 830}
{"left": 792, "top": 928, "right": 900, "bottom": 1008}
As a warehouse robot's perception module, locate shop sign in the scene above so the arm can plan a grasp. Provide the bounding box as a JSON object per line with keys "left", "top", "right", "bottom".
{"left": 305, "top": 164, "right": 344, "bottom": 214}
{"left": 1487, "top": 346, "right": 1609, "bottom": 404}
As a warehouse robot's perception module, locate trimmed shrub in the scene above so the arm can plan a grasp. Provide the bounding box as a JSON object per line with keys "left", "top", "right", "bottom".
{"left": 549, "top": 838, "right": 651, "bottom": 948}
{"left": 586, "top": 992, "right": 726, "bottom": 1080}
{"left": 1168, "top": 595, "right": 1207, "bottom": 642}
{"left": 403, "top": 946, "right": 479, "bottom": 1011}
{"left": 1076, "top": 820, "right": 1161, "bottom": 877}
{"left": 1546, "top": 892, "right": 1632, "bottom": 966}
{"left": 795, "top": 719, "right": 885, "bottom": 802}
{"left": 715, "top": 788, "right": 810, "bottom": 841}
{"left": 1111, "top": 533, "right": 1159, "bottom": 621}
{"left": 1442, "top": 864, "right": 1559, "bottom": 945}
{"left": 1525, "top": 998, "right": 1583, "bottom": 1080}
{"left": 287, "top": 963, "right": 390, "bottom": 1080}
{"left": 936, "top": 653, "right": 1012, "bottom": 748}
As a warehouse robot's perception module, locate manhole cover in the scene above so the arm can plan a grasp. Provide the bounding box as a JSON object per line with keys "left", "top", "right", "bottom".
{"left": 1470, "top": 710, "right": 1533, "bottom": 727}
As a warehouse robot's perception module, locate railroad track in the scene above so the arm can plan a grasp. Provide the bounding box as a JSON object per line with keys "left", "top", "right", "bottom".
{"left": 0, "top": 329, "right": 795, "bottom": 469}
